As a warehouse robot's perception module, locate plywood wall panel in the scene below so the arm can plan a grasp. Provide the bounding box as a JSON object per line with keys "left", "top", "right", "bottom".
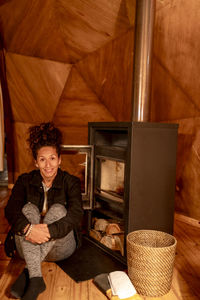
{"left": 0, "top": 0, "right": 79, "bottom": 62}
{"left": 53, "top": 67, "right": 115, "bottom": 126}
{"left": 54, "top": 98, "right": 115, "bottom": 126}
{"left": 125, "top": 0, "right": 136, "bottom": 26}
{"left": 55, "top": 0, "right": 131, "bottom": 54}
{"left": 57, "top": 126, "right": 88, "bottom": 145}
{"left": 0, "top": 0, "right": 133, "bottom": 62}
{"left": 5, "top": 52, "right": 71, "bottom": 122}
{"left": 0, "top": 0, "right": 136, "bottom": 183}
{"left": 77, "top": 29, "right": 134, "bottom": 121}
{"left": 151, "top": 0, "right": 200, "bottom": 220}
{"left": 153, "top": 0, "right": 200, "bottom": 113}
{"left": 13, "top": 122, "right": 35, "bottom": 181}
{"left": 174, "top": 117, "right": 200, "bottom": 220}
{"left": 151, "top": 59, "right": 199, "bottom": 121}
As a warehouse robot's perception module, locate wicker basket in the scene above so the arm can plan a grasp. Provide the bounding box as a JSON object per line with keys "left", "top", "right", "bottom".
{"left": 126, "top": 230, "right": 177, "bottom": 297}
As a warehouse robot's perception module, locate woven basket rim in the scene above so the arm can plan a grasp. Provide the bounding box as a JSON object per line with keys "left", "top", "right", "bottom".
{"left": 127, "top": 229, "right": 177, "bottom": 249}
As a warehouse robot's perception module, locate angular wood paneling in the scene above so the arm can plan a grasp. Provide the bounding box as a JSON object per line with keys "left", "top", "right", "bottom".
{"left": 6, "top": 53, "right": 71, "bottom": 123}
{"left": 77, "top": 29, "right": 134, "bottom": 121}
{"left": 175, "top": 117, "right": 200, "bottom": 220}
{"left": 153, "top": 0, "right": 200, "bottom": 113}
{"left": 126, "top": 0, "right": 136, "bottom": 26}
{"left": 57, "top": 125, "right": 88, "bottom": 146}
{"left": 150, "top": 59, "right": 199, "bottom": 121}
{"left": 12, "top": 122, "right": 35, "bottom": 181}
{"left": 53, "top": 67, "right": 115, "bottom": 126}
{"left": 0, "top": 0, "right": 79, "bottom": 62}
{"left": 151, "top": 0, "right": 200, "bottom": 220}
{"left": 55, "top": 0, "right": 131, "bottom": 54}
{"left": 0, "top": 0, "right": 133, "bottom": 62}
{"left": 0, "top": 0, "right": 135, "bottom": 183}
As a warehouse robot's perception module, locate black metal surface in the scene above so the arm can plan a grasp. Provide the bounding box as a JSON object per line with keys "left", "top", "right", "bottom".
{"left": 56, "top": 236, "right": 126, "bottom": 282}
{"left": 87, "top": 122, "right": 178, "bottom": 262}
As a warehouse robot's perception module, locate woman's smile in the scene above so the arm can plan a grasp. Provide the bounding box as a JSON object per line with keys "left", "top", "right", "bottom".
{"left": 36, "top": 146, "right": 61, "bottom": 184}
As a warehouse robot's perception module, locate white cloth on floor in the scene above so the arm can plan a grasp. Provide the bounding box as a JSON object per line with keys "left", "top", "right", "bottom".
{"left": 108, "top": 271, "right": 137, "bottom": 299}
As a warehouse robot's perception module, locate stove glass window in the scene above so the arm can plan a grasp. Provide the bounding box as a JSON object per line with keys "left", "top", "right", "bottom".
{"left": 96, "top": 157, "right": 124, "bottom": 202}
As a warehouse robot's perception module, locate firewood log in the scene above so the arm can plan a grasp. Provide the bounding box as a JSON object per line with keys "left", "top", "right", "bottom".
{"left": 94, "top": 218, "right": 109, "bottom": 232}
{"left": 105, "top": 223, "right": 121, "bottom": 235}
{"left": 100, "top": 235, "right": 116, "bottom": 249}
{"left": 89, "top": 229, "right": 102, "bottom": 241}
{"left": 100, "top": 234, "right": 124, "bottom": 256}
{"left": 114, "top": 235, "right": 124, "bottom": 256}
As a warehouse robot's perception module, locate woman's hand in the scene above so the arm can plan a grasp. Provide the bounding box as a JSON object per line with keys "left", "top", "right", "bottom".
{"left": 25, "top": 224, "right": 50, "bottom": 244}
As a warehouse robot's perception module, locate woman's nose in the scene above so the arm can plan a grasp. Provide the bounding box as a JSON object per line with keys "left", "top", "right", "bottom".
{"left": 45, "top": 160, "right": 50, "bottom": 167}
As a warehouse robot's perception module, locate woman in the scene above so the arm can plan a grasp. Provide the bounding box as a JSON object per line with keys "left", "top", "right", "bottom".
{"left": 4, "top": 122, "right": 83, "bottom": 300}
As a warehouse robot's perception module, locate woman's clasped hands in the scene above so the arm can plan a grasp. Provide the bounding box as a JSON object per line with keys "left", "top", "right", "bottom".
{"left": 25, "top": 224, "right": 50, "bottom": 244}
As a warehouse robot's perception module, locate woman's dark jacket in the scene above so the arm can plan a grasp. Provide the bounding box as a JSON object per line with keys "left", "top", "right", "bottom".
{"left": 4, "top": 168, "right": 83, "bottom": 255}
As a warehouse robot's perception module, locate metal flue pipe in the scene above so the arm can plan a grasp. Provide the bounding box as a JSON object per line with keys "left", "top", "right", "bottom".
{"left": 132, "top": 0, "right": 156, "bottom": 122}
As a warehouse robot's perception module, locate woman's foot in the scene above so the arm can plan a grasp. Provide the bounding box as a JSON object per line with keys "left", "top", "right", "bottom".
{"left": 21, "top": 277, "right": 46, "bottom": 300}
{"left": 10, "top": 268, "right": 29, "bottom": 298}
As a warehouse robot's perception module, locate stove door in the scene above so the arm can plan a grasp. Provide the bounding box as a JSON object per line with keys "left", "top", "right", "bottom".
{"left": 60, "top": 145, "right": 94, "bottom": 209}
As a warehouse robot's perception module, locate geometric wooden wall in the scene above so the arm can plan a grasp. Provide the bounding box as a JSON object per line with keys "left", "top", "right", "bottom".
{"left": 1, "top": 0, "right": 199, "bottom": 221}
{"left": 0, "top": 0, "right": 136, "bottom": 181}
{"left": 151, "top": 0, "right": 200, "bottom": 220}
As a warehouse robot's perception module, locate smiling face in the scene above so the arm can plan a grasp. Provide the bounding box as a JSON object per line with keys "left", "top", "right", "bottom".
{"left": 35, "top": 146, "right": 61, "bottom": 185}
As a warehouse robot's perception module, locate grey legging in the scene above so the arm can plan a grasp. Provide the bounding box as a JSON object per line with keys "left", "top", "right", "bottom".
{"left": 15, "top": 202, "right": 76, "bottom": 278}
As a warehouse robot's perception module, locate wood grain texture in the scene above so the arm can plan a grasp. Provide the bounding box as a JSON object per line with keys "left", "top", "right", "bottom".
{"left": 174, "top": 213, "right": 200, "bottom": 228}
{"left": 77, "top": 29, "right": 134, "bottom": 121}
{"left": 12, "top": 122, "right": 37, "bottom": 181}
{"left": 0, "top": 187, "right": 199, "bottom": 300}
{"left": 174, "top": 118, "right": 200, "bottom": 220}
{"left": 53, "top": 66, "right": 115, "bottom": 126}
{"left": 150, "top": 58, "right": 199, "bottom": 121}
{"left": 153, "top": 0, "right": 200, "bottom": 113}
{"left": 5, "top": 53, "right": 71, "bottom": 123}
{"left": 57, "top": 125, "right": 88, "bottom": 145}
{"left": 0, "top": 0, "right": 135, "bottom": 183}
{"left": 0, "top": 0, "right": 133, "bottom": 62}
{"left": 55, "top": 0, "right": 132, "bottom": 54}
{"left": 151, "top": 0, "right": 200, "bottom": 220}
{"left": 0, "top": 0, "right": 79, "bottom": 62}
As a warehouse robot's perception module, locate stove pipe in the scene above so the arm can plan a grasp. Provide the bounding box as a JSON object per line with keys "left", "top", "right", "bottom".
{"left": 132, "top": 0, "right": 156, "bottom": 122}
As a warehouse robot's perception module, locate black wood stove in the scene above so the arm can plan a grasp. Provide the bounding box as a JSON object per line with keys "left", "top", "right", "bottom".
{"left": 61, "top": 122, "right": 178, "bottom": 268}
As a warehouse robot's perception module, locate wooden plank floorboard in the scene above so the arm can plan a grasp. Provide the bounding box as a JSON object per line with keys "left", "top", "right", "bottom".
{"left": 0, "top": 188, "right": 200, "bottom": 299}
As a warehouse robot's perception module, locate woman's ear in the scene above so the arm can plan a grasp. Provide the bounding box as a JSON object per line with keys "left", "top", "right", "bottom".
{"left": 58, "top": 156, "right": 61, "bottom": 166}
{"left": 35, "top": 161, "right": 39, "bottom": 168}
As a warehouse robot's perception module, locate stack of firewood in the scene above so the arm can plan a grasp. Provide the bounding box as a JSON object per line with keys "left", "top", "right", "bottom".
{"left": 89, "top": 218, "right": 124, "bottom": 256}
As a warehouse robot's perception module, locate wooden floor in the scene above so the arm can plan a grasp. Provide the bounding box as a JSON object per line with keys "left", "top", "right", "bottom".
{"left": 0, "top": 187, "right": 200, "bottom": 300}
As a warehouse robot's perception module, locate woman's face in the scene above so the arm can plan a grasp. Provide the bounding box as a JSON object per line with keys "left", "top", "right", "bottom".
{"left": 35, "top": 146, "right": 61, "bottom": 183}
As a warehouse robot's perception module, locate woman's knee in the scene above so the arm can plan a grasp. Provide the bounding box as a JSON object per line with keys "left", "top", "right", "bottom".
{"left": 22, "top": 202, "right": 41, "bottom": 224}
{"left": 43, "top": 204, "right": 67, "bottom": 224}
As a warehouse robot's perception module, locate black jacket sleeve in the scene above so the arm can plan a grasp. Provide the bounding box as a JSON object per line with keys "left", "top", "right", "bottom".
{"left": 47, "top": 175, "right": 83, "bottom": 239}
{"left": 4, "top": 175, "right": 30, "bottom": 234}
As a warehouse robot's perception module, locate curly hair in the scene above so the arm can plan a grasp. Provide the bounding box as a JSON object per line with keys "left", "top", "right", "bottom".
{"left": 27, "top": 122, "right": 62, "bottom": 160}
